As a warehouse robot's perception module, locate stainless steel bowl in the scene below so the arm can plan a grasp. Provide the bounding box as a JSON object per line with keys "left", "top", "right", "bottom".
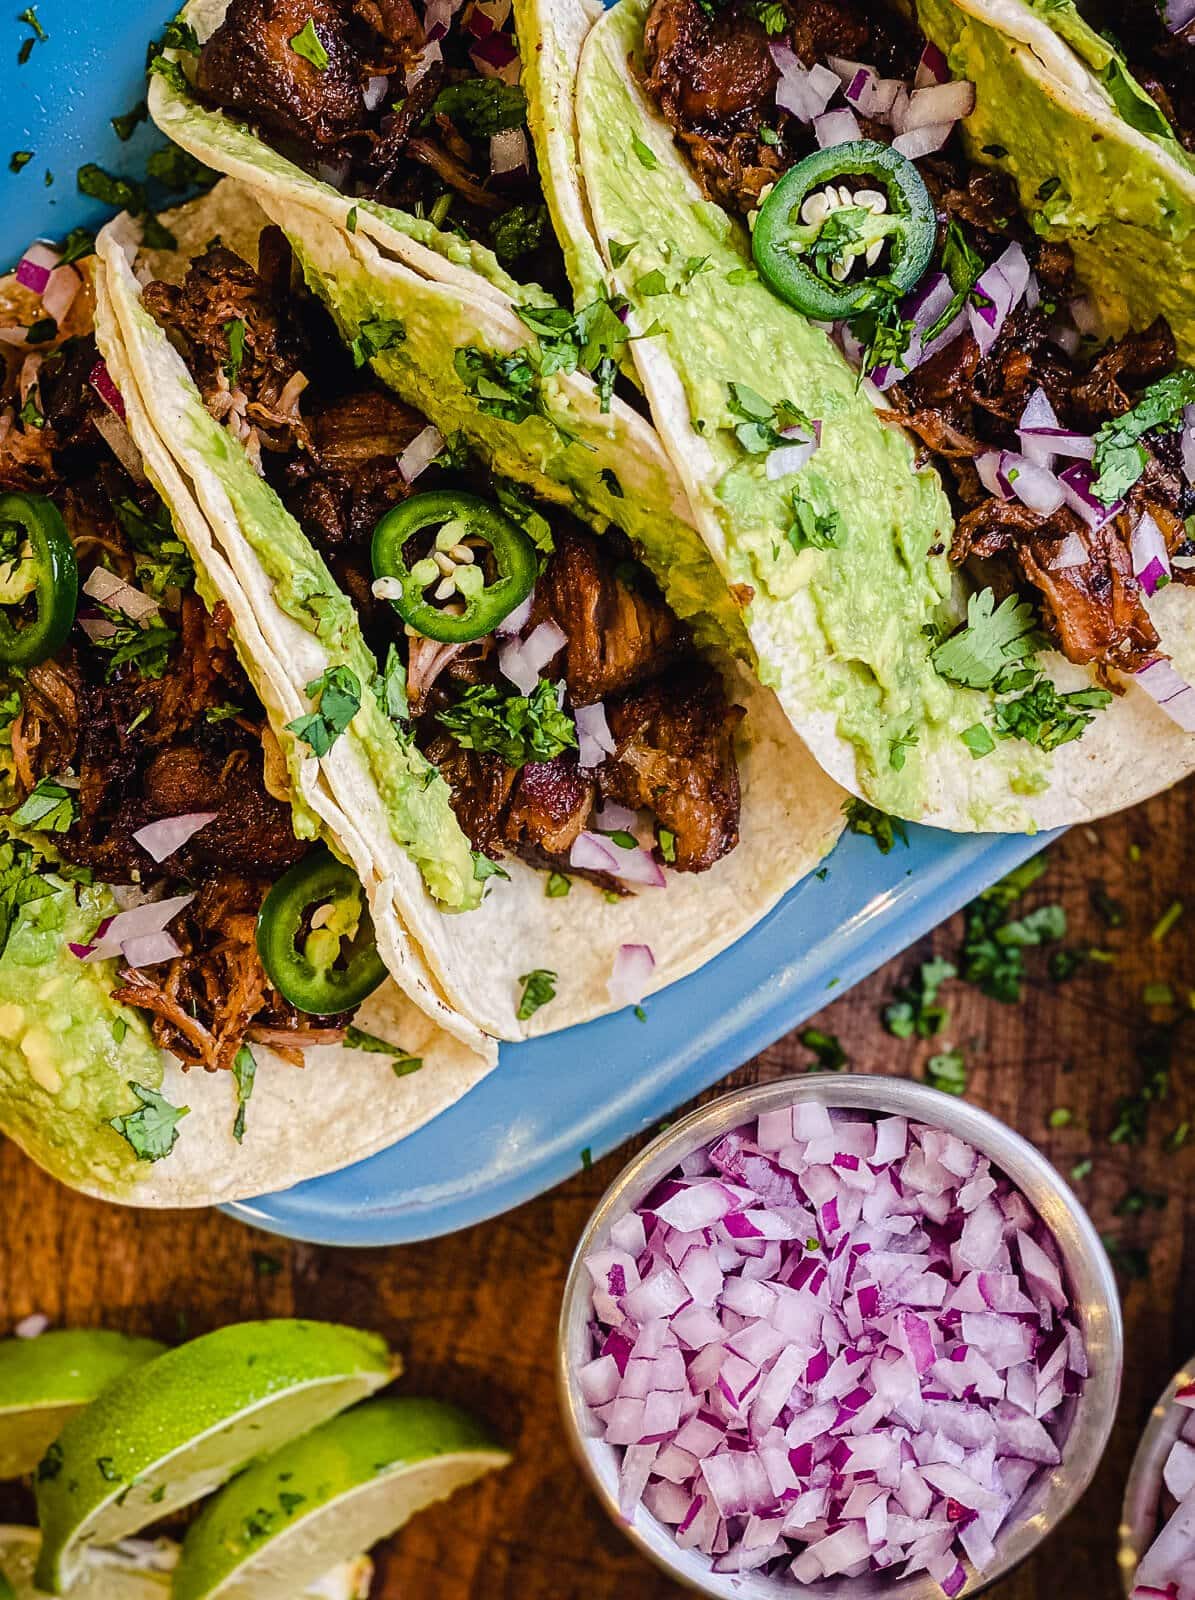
{"left": 1118, "top": 1355, "right": 1195, "bottom": 1595}
{"left": 558, "top": 1074, "right": 1123, "bottom": 1599}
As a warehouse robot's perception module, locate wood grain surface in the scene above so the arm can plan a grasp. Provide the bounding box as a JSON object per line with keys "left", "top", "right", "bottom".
{"left": 0, "top": 782, "right": 1191, "bottom": 1598}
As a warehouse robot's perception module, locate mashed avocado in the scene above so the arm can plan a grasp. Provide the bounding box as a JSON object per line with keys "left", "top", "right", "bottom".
{"left": 915, "top": 0, "right": 1195, "bottom": 358}
{"left": 0, "top": 839, "right": 164, "bottom": 1195}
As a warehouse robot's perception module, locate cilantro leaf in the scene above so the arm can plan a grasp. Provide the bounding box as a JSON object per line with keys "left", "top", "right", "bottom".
{"left": 488, "top": 202, "right": 546, "bottom": 264}
{"left": 350, "top": 317, "right": 406, "bottom": 369}
{"left": 787, "top": 493, "right": 840, "bottom": 553}
{"left": 223, "top": 318, "right": 246, "bottom": 389}
{"left": 89, "top": 609, "right": 177, "bottom": 682}
{"left": 289, "top": 18, "right": 330, "bottom": 70}
{"left": 517, "top": 968, "right": 557, "bottom": 1020}
{"left": 1091, "top": 367, "right": 1195, "bottom": 504}
{"left": 0, "top": 839, "right": 55, "bottom": 961}
{"left": 842, "top": 798, "right": 908, "bottom": 854}
{"left": 931, "top": 588, "right": 1040, "bottom": 690}
{"left": 926, "top": 1049, "right": 967, "bottom": 1095}
{"left": 344, "top": 1025, "right": 422, "bottom": 1075}
{"left": 726, "top": 382, "right": 814, "bottom": 453}
{"left": 231, "top": 1045, "right": 256, "bottom": 1145}
{"left": 515, "top": 295, "right": 633, "bottom": 415}
{"left": 11, "top": 777, "right": 76, "bottom": 834}
{"left": 287, "top": 666, "right": 362, "bottom": 758}
{"left": 631, "top": 135, "right": 658, "bottom": 170}
{"left": 799, "top": 1027, "right": 846, "bottom": 1071}
{"left": 109, "top": 1083, "right": 189, "bottom": 1162}
{"left": 433, "top": 80, "right": 527, "bottom": 137}
{"left": 374, "top": 644, "right": 409, "bottom": 725}
{"left": 111, "top": 102, "right": 148, "bottom": 142}
{"left": 436, "top": 680, "right": 577, "bottom": 769}
{"left": 992, "top": 675, "right": 1111, "bottom": 751}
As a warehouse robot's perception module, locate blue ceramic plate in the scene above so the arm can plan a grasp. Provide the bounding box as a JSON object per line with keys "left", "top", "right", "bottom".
{"left": 0, "top": 3, "right": 1052, "bottom": 1245}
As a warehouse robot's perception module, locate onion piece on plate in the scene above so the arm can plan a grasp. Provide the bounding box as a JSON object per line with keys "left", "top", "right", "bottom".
{"left": 132, "top": 812, "right": 218, "bottom": 865}
{"left": 398, "top": 424, "right": 443, "bottom": 484}
{"left": 498, "top": 619, "right": 564, "bottom": 693}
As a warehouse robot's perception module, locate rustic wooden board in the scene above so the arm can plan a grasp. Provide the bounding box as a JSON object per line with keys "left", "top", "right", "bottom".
{"left": 0, "top": 781, "right": 1190, "bottom": 1597}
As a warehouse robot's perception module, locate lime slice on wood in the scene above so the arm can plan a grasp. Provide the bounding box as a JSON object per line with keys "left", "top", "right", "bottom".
{"left": 0, "top": 1330, "right": 164, "bottom": 1478}
{"left": 0, "top": 1527, "right": 372, "bottom": 1600}
{"left": 173, "top": 1397, "right": 509, "bottom": 1600}
{"left": 34, "top": 1320, "right": 397, "bottom": 1594}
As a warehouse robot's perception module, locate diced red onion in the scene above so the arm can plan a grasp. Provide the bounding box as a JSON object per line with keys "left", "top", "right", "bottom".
{"left": 88, "top": 358, "right": 125, "bottom": 421}
{"left": 398, "top": 424, "right": 443, "bottom": 484}
{"left": 1136, "top": 658, "right": 1195, "bottom": 732}
{"left": 494, "top": 587, "right": 534, "bottom": 637}
{"left": 363, "top": 74, "right": 389, "bottom": 111}
{"left": 490, "top": 127, "right": 528, "bottom": 177}
{"left": 770, "top": 43, "right": 840, "bottom": 122}
{"left": 967, "top": 242, "right": 1030, "bottom": 356}
{"left": 570, "top": 831, "right": 665, "bottom": 888}
{"left": 1182, "top": 404, "right": 1195, "bottom": 485}
{"left": 813, "top": 108, "right": 862, "bottom": 148}
{"left": 1047, "top": 531, "right": 1088, "bottom": 570}
{"left": 1069, "top": 295, "right": 1099, "bottom": 336}
{"left": 498, "top": 619, "right": 565, "bottom": 693}
{"left": 422, "top": 0, "right": 462, "bottom": 41}
{"left": 405, "top": 38, "right": 442, "bottom": 88}
{"left": 916, "top": 42, "right": 951, "bottom": 86}
{"left": 93, "top": 412, "right": 146, "bottom": 484}
{"left": 982, "top": 451, "right": 1065, "bottom": 516}
{"left": 1058, "top": 463, "right": 1122, "bottom": 531}
{"left": 470, "top": 42, "right": 520, "bottom": 83}
{"left": 1164, "top": 0, "right": 1195, "bottom": 27}
{"left": 608, "top": 943, "right": 656, "bottom": 1007}
{"left": 843, "top": 68, "right": 900, "bottom": 119}
{"left": 120, "top": 931, "right": 183, "bottom": 968}
{"left": 16, "top": 242, "right": 59, "bottom": 296}
{"left": 42, "top": 265, "right": 81, "bottom": 327}
{"left": 765, "top": 422, "right": 820, "bottom": 480}
{"left": 892, "top": 122, "right": 955, "bottom": 159}
{"left": 471, "top": 28, "right": 518, "bottom": 67}
{"left": 594, "top": 800, "right": 637, "bottom": 833}
{"left": 575, "top": 702, "right": 615, "bottom": 770}
{"left": 1131, "top": 512, "right": 1172, "bottom": 596}
{"left": 82, "top": 565, "right": 159, "bottom": 624}
{"left": 78, "top": 893, "right": 194, "bottom": 964}
{"left": 577, "top": 1108, "right": 1085, "bottom": 1593}
{"left": 131, "top": 812, "right": 217, "bottom": 864}
{"left": 899, "top": 80, "right": 975, "bottom": 132}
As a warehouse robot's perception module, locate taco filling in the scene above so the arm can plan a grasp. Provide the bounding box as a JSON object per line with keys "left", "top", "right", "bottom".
{"left": 636, "top": 0, "right": 1195, "bottom": 704}
{"left": 0, "top": 254, "right": 387, "bottom": 1079}
{"left": 188, "top": 0, "right": 564, "bottom": 291}
{"left": 138, "top": 226, "right": 744, "bottom": 887}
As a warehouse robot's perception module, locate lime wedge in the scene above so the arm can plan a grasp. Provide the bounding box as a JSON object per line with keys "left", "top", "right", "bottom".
{"left": 35, "top": 1320, "right": 398, "bottom": 1595}
{"left": 173, "top": 1398, "right": 510, "bottom": 1600}
{"left": 0, "top": 1528, "right": 372, "bottom": 1600}
{"left": 0, "top": 1330, "right": 164, "bottom": 1478}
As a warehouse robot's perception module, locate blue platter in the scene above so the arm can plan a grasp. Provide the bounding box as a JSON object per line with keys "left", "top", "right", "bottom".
{"left": 1, "top": 2, "right": 1053, "bottom": 1245}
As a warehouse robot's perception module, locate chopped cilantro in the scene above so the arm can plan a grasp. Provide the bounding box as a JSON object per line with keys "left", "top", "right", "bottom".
{"left": 657, "top": 828, "right": 677, "bottom": 865}
{"left": 883, "top": 956, "right": 956, "bottom": 1039}
{"left": 373, "top": 643, "right": 409, "bottom": 726}
{"left": 493, "top": 478, "right": 554, "bottom": 553}
{"left": 1091, "top": 885, "right": 1126, "bottom": 927}
{"left": 160, "top": 18, "right": 200, "bottom": 52}
{"left": 488, "top": 202, "right": 547, "bottom": 265}
{"left": 799, "top": 1027, "right": 846, "bottom": 1072}
{"left": 1165, "top": 1121, "right": 1190, "bottom": 1153}
{"left": 114, "top": 495, "right": 194, "bottom": 597}
{"left": 11, "top": 777, "right": 77, "bottom": 834}
{"left": 344, "top": 1026, "right": 421, "bottom": 1075}
{"left": 1144, "top": 980, "right": 1175, "bottom": 1007}
{"left": 89, "top": 610, "right": 178, "bottom": 682}
{"left": 1114, "top": 1185, "right": 1168, "bottom": 1217}
{"left": 546, "top": 871, "right": 571, "bottom": 897}
{"left": 345, "top": 205, "right": 358, "bottom": 233}
{"left": 517, "top": 968, "right": 557, "bottom": 1020}
{"left": 472, "top": 853, "right": 509, "bottom": 886}
{"left": 993, "top": 675, "right": 1111, "bottom": 751}
{"left": 1070, "top": 1157, "right": 1093, "bottom": 1181}
{"left": 514, "top": 295, "right": 633, "bottom": 414}
{"left": 231, "top": 1045, "right": 256, "bottom": 1145}
{"left": 599, "top": 467, "right": 624, "bottom": 498}
{"left": 18, "top": 394, "right": 43, "bottom": 430}
{"left": 433, "top": 79, "right": 527, "bottom": 137}
{"left": 923, "top": 221, "right": 985, "bottom": 344}
{"left": 786, "top": 492, "right": 840, "bottom": 554}
{"left": 9, "top": 151, "right": 32, "bottom": 174}
{"left": 888, "top": 728, "right": 918, "bottom": 771}
{"left": 726, "top": 382, "right": 814, "bottom": 454}
{"left": 959, "top": 855, "right": 1062, "bottom": 1003}
{"left": 1036, "top": 175, "right": 1061, "bottom": 201}
{"left": 147, "top": 53, "right": 188, "bottom": 93}
{"left": 726, "top": 266, "right": 758, "bottom": 285}
{"left": 631, "top": 134, "right": 658, "bottom": 170}
{"left": 76, "top": 163, "right": 144, "bottom": 211}
{"left": 223, "top": 318, "right": 247, "bottom": 389}
{"left": 608, "top": 238, "right": 635, "bottom": 268}
{"left": 961, "top": 722, "right": 995, "bottom": 759}
{"left": 436, "top": 679, "right": 577, "bottom": 769}
{"left": 58, "top": 227, "right": 95, "bottom": 266}
{"left": 635, "top": 268, "right": 669, "bottom": 297}
{"left": 925, "top": 1049, "right": 967, "bottom": 1095}
{"left": 1048, "top": 1106, "right": 1073, "bottom": 1128}
{"left": 289, "top": 17, "right": 330, "bottom": 70}
{"left": 111, "top": 102, "right": 148, "bottom": 142}
{"left": 350, "top": 316, "right": 406, "bottom": 368}
{"left": 580, "top": 1146, "right": 593, "bottom": 1169}
{"left": 932, "top": 588, "right": 1040, "bottom": 690}
{"left": 842, "top": 798, "right": 908, "bottom": 854}
{"left": 287, "top": 666, "right": 362, "bottom": 757}
{"left": 1091, "top": 367, "right": 1195, "bottom": 503}
{"left": 146, "top": 145, "right": 219, "bottom": 194}
{"left": 109, "top": 1083, "right": 189, "bottom": 1162}
{"left": 205, "top": 703, "right": 243, "bottom": 725}
{"left": 1151, "top": 899, "right": 1184, "bottom": 943}
{"left": 759, "top": 124, "right": 780, "bottom": 145}
{"left": 749, "top": 0, "right": 787, "bottom": 31}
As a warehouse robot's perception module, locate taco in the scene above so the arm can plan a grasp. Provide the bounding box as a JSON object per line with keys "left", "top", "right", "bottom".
{"left": 95, "top": 179, "right": 846, "bottom": 1044}
{"left": 538, "top": 0, "right": 1195, "bottom": 830}
{"left": 0, "top": 211, "right": 497, "bottom": 1208}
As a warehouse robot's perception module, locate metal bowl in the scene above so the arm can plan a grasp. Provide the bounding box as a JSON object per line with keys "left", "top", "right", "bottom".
{"left": 557, "top": 1074, "right": 1123, "bottom": 1598}
{"left": 1118, "top": 1356, "right": 1195, "bottom": 1595}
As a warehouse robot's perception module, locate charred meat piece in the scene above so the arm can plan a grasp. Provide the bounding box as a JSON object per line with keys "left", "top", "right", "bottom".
{"left": 283, "top": 388, "right": 426, "bottom": 548}
{"left": 421, "top": 735, "right": 516, "bottom": 860}
{"left": 197, "top": 0, "right": 364, "bottom": 150}
{"left": 142, "top": 236, "right": 311, "bottom": 448}
{"left": 1069, "top": 319, "right": 1177, "bottom": 429}
{"left": 141, "top": 744, "right": 307, "bottom": 874}
{"left": 503, "top": 754, "right": 595, "bottom": 861}
{"left": 601, "top": 665, "right": 743, "bottom": 872}
{"left": 530, "top": 525, "right": 685, "bottom": 704}
{"left": 351, "top": 0, "right": 422, "bottom": 52}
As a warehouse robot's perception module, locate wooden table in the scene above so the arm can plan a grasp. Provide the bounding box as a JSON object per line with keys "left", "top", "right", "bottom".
{"left": 1, "top": 780, "right": 1191, "bottom": 1599}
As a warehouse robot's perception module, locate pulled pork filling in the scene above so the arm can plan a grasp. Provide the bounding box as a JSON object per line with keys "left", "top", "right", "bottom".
{"left": 641, "top": 0, "right": 1195, "bottom": 679}
{"left": 0, "top": 311, "right": 348, "bottom": 1073}
{"left": 192, "top": 0, "right": 562, "bottom": 289}
{"left": 142, "top": 230, "right": 744, "bottom": 882}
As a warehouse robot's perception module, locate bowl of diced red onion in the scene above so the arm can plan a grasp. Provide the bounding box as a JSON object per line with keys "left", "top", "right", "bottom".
{"left": 558, "top": 1075, "right": 1121, "bottom": 1597}
{"left": 1120, "top": 1358, "right": 1195, "bottom": 1597}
